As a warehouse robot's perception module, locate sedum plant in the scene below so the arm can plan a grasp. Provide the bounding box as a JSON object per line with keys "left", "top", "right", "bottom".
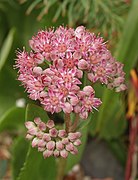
{"left": 15, "top": 26, "right": 126, "bottom": 160}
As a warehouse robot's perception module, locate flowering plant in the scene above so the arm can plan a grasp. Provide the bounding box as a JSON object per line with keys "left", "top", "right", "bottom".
{"left": 15, "top": 26, "right": 126, "bottom": 159}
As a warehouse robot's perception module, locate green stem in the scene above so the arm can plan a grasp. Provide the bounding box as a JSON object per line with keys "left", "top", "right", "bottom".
{"left": 56, "top": 157, "right": 67, "bottom": 180}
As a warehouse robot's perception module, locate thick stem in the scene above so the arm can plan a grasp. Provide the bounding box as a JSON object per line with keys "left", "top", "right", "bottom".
{"left": 70, "top": 113, "right": 79, "bottom": 132}
{"left": 64, "top": 113, "right": 71, "bottom": 133}
{"left": 56, "top": 157, "right": 67, "bottom": 180}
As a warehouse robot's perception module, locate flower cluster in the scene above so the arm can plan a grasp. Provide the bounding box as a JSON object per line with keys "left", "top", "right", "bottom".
{"left": 25, "top": 117, "right": 82, "bottom": 158}
{"left": 16, "top": 26, "right": 126, "bottom": 119}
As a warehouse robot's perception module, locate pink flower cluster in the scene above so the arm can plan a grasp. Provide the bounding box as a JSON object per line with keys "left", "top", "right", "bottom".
{"left": 16, "top": 26, "right": 126, "bottom": 119}
{"left": 25, "top": 117, "right": 81, "bottom": 158}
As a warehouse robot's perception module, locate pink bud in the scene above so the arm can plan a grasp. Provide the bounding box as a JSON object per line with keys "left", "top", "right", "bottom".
{"left": 33, "top": 67, "right": 43, "bottom": 75}
{"left": 34, "top": 117, "right": 41, "bottom": 125}
{"left": 56, "top": 141, "right": 64, "bottom": 151}
{"left": 74, "top": 139, "right": 82, "bottom": 146}
{"left": 36, "top": 131, "right": 44, "bottom": 138}
{"left": 79, "top": 111, "right": 88, "bottom": 119}
{"left": 68, "top": 132, "right": 81, "bottom": 141}
{"left": 70, "top": 146, "right": 78, "bottom": 155}
{"left": 39, "top": 91, "right": 47, "bottom": 98}
{"left": 38, "top": 147, "right": 45, "bottom": 152}
{"left": 54, "top": 150, "right": 60, "bottom": 157}
{"left": 70, "top": 96, "right": 79, "bottom": 106}
{"left": 32, "top": 137, "right": 39, "bottom": 147}
{"left": 74, "top": 105, "right": 81, "bottom": 113}
{"left": 43, "top": 150, "right": 53, "bottom": 158}
{"left": 113, "top": 77, "right": 125, "bottom": 86}
{"left": 46, "top": 141, "right": 55, "bottom": 151}
{"left": 60, "top": 149, "right": 68, "bottom": 158}
{"left": 76, "top": 69, "right": 83, "bottom": 79}
{"left": 28, "top": 127, "right": 38, "bottom": 136}
{"left": 73, "top": 51, "right": 82, "bottom": 59}
{"left": 25, "top": 121, "right": 35, "bottom": 129}
{"left": 46, "top": 120, "right": 55, "bottom": 128}
{"left": 75, "top": 26, "right": 85, "bottom": 38}
{"left": 38, "top": 122, "right": 46, "bottom": 131}
{"left": 66, "top": 143, "right": 74, "bottom": 151}
{"left": 49, "top": 128, "right": 58, "bottom": 137}
{"left": 26, "top": 134, "right": 34, "bottom": 140}
{"left": 43, "top": 133, "right": 51, "bottom": 141}
{"left": 58, "top": 130, "right": 67, "bottom": 138}
{"left": 62, "top": 138, "right": 69, "bottom": 145}
{"left": 63, "top": 102, "right": 73, "bottom": 114}
{"left": 93, "top": 98, "right": 102, "bottom": 107}
{"left": 78, "top": 59, "right": 89, "bottom": 70}
{"left": 83, "top": 86, "right": 94, "bottom": 96}
{"left": 38, "top": 139, "right": 46, "bottom": 148}
{"left": 115, "top": 84, "right": 127, "bottom": 92}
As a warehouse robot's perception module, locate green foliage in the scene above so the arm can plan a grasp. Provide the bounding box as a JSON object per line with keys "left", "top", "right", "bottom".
{"left": 18, "top": 147, "right": 56, "bottom": 180}
{"left": 89, "top": 0, "right": 138, "bottom": 140}
{"left": 0, "top": 107, "right": 25, "bottom": 133}
{"left": 12, "top": 137, "right": 29, "bottom": 179}
{"left": 17, "top": 104, "right": 57, "bottom": 180}
{"left": 22, "top": 0, "right": 129, "bottom": 39}
{"left": 0, "top": 28, "right": 15, "bottom": 71}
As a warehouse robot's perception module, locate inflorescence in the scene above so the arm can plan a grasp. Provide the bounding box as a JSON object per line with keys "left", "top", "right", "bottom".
{"left": 16, "top": 26, "right": 126, "bottom": 158}
{"left": 25, "top": 118, "right": 81, "bottom": 158}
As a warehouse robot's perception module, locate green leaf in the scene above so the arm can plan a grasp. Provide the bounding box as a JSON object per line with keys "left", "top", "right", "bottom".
{"left": 17, "top": 104, "right": 56, "bottom": 180}
{"left": 25, "top": 104, "right": 49, "bottom": 122}
{"left": 0, "top": 107, "right": 25, "bottom": 133}
{"left": 18, "top": 148, "right": 56, "bottom": 180}
{"left": 12, "top": 137, "right": 29, "bottom": 180}
{"left": 0, "top": 28, "right": 15, "bottom": 71}
{"left": 0, "top": 66, "right": 26, "bottom": 117}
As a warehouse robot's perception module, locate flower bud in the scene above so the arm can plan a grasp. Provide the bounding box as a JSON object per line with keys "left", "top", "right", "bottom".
{"left": 43, "top": 150, "right": 53, "bottom": 158}
{"left": 34, "top": 117, "right": 41, "bottom": 125}
{"left": 56, "top": 141, "right": 64, "bottom": 151}
{"left": 54, "top": 150, "right": 60, "bottom": 157}
{"left": 32, "top": 137, "right": 39, "bottom": 147}
{"left": 38, "top": 122, "right": 46, "bottom": 131}
{"left": 58, "top": 130, "right": 66, "bottom": 138}
{"left": 73, "top": 139, "right": 82, "bottom": 146}
{"left": 62, "top": 138, "right": 69, "bottom": 145}
{"left": 83, "top": 86, "right": 94, "bottom": 96}
{"left": 49, "top": 128, "right": 58, "bottom": 137}
{"left": 78, "top": 59, "right": 89, "bottom": 70}
{"left": 63, "top": 102, "right": 73, "bottom": 114}
{"left": 46, "top": 120, "right": 55, "bottom": 128}
{"left": 60, "top": 149, "right": 68, "bottom": 158}
{"left": 33, "top": 67, "right": 43, "bottom": 75}
{"left": 26, "top": 134, "right": 34, "bottom": 140}
{"left": 43, "top": 133, "right": 51, "bottom": 141}
{"left": 25, "top": 121, "right": 35, "bottom": 129}
{"left": 46, "top": 141, "right": 55, "bottom": 151}
{"left": 38, "top": 139, "right": 46, "bottom": 148}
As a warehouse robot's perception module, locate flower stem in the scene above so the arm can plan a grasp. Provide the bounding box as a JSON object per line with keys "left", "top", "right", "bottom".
{"left": 70, "top": 113, "right": 79, "bottom": 132}
{"left": 56, "top": 157, "right": 67, "bottom": 180}
{"left": 65, "top": 113, "right": 71, "bottom": 133}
